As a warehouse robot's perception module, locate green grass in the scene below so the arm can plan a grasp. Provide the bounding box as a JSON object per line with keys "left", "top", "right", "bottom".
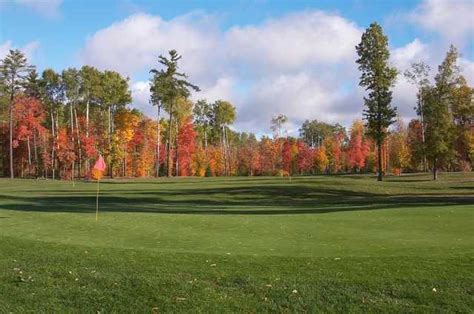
{"left": 0, "top": 173, "right": 473, "bottom": 312}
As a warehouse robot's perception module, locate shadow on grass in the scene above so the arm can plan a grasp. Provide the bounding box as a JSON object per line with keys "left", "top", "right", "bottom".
{"left": 451, "top": 186, "right": 474, "bottom": 190}
{"left": 0, "top": 183, "right": 472, "bottom": 215}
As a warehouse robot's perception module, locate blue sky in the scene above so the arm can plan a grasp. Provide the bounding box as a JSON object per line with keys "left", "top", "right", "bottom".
{"left": 1, "top": 0, "right": 473, "bottom": 135}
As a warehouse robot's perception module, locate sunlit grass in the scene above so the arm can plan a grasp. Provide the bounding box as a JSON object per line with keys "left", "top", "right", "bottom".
{"left": 0, "top": 173, "right": 473, "bottom": 311}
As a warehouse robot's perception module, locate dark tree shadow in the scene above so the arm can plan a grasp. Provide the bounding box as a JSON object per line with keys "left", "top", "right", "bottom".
{"left": 0, "top": 181, "right": 472, "bottom": 216}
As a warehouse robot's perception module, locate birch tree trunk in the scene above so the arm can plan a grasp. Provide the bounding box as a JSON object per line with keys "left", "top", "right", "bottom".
{"left": 175, "top": 122, "right": 179, "bottom": 176}
{"left": 70, "top": 103, "right": 75, "bottom": 181}
{"left": 9, "top": 90, "right": 14, "bottom": 179}
{"left": 74, "top": 108, "right": 82, "bottom": 177}
{"left": 27, "top": 136, "right": 31, "bottom": 177}
{"left": 167, "top": 102, "right": 174, "bottom": 177}
{"left": 156, "top": 103, "right": 161, "bottom": 177}
{"left": 85, "top": 100, "right": 90, "bottom": 174}
{"left": 51, "top": 111, "right": 56, "bottom": 180}
{"left": 33, "top": 130, "right": 38, "bottom": 177}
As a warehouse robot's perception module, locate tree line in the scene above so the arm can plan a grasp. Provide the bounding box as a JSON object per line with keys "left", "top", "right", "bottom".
{"left": 0, "top": 23, "right": 472, "bottom": 180}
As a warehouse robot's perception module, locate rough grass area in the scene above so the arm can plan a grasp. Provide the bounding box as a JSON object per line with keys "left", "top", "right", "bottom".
{"left": 0, "top": 173, "right": 473, "bottom": 311}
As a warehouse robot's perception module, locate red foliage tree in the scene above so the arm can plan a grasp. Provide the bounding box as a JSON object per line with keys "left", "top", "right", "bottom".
{"left": 56, "top": 128, "right": 76, "bottom": 179}
{"left": 177, "top": 118, "right": 197, "bottom": 176}
{"left": 282, "top": 139, "right": 292, "bottom": 174}
{"left": 297, "top": 141, "right": 313, "bottom": 174}
{"left": 347, "top": 120, "right": 369, "bottom": 172}
{"left": 12, "top": 95, "right": 46, "bottom": 176}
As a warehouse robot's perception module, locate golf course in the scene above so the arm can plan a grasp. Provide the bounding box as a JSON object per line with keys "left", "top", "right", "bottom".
{"left": 0, "top": 173, "right": 473, "bottom": 311}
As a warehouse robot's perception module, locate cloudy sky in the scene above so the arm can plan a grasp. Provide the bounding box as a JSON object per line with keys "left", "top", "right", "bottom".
{"left": 1, "top": 0, "right": 473, "bottom": 136}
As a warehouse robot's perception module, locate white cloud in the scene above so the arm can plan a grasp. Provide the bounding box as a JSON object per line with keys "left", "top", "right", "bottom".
{"left": 132, "top": 77, "right": 238, "bottom": 119}
{"left": 226, "top": 11, "right": 362, "bottom": 73}
{"left": 409, "top": 0, "right": 474, "bottom": 45}
{"left": 79, "top": 8, "right": 473, "bottom": 134}
{"left": 0, "top": 40, "right": 40, "bottom": 61}
{"left": 392, "top": 78, "right": 418, "bottom": 119}
{"left": 81, "top": 13, "right": 221, "bottom": 81}
{"left": 390, "top": 38, "right": 474, "bottom": 123}
{"left": 0, "top": 42, "right": 14, "bottom": 59}
{"left": 81, "top": 10, "right": 362, "bottom": 78}
{"left": 460, "top": 58, "right": 474, "bottom": 85}
{"left": 15, "top": 0, "right": 63, "bottom": 18}
{"left": 191, "top": 77, "right": 237, "bottom": 104}
{"left": 390, "top": 38, "right": 428, "bottom": 121}
{"left": 130, "top": 81, "right": 152, "bottom": 115}
{"left": 237, "top": 73, "right": 361, "bottom": 135}
{"left": 391, "top": 38, "right": 428, "bottom": 69}
{"left": 80, "top": 10, "right": 364, "bottom": 133}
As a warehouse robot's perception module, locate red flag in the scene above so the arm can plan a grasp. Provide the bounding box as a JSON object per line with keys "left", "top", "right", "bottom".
{"left": 93, "top": 155, "right": 106, "bottom": 172}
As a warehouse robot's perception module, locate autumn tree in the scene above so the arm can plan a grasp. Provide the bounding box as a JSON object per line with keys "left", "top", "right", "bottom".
{"left": 424, "top": 45, "right": 459, "bottom": 180}
{"left": 299, "top": 120, "right": 343, "bottom": 148}
{"left": 347, "top": 120, "right": 369, "bottom": 172}
{"left": 0, "top": 49, "right": 35, "bottom": 178}
{"left": 12, "top": 95, "right": 46, "bottom": 177}
{"left": 407, "top": 119, "right": 424, "bottom": 170}
{"left": 388, "top": 118, "right": 410, "bottom": 175}
{"left": 79, "top": 65, "right": 103, "bottom": 173}
{"left": 257, "top": 136, "right": 283, "bottom": 175}
{"left": 281, "top": 139, "right": 293, "bottom": 174}
{"left": 177, "top": 117, "right": 197, "bottom": 176}
{"left": 113, "top": 108, "right": 140, "bottom": 176}
{"left": 356, "top": 22, "right": 397, "bottom": 181}
{"left": 314, "top": 146, "right": 329, "bottom": 173}
{"left": 296, "top": 141, "right": 313, "bottom": 174}
{"left": 404, "top": 61, "right": 431, "bottom": 171}
{"left": 451, "top": 77, "right": 473, "bottom": 169}
{"left": 270, "top": 114, "right": 288, "bottom": 139}
{"left": 207, "top": 145, "right": 224, "bottom": 176}
{"left": 193, "top": 99, "right": 213, "bottom": 150}
{"left": 129, "top": 118, "right": 157, "bottom": 177}
{"left": 149, "top": 76, "right": 162, "bottom": 177}
{"left": 101, "top": 70, "right": 132, "bottom": 177}
{"left": 212, "top": 100, "right": 236, "bottom": 175}
{"left": 62, "top": 68, "right": 82, "bottom": 179}
{"left": 165, "top": 96, "right": 192, "bottom": 175}
{"left": 237, "top": 133, "right": 260, "bottom": 176}
{"left": 149, "top": 50, "right": 199, "bottom": 177}
{"left": 56, "top": 128, "right": 76, "bottom": 179}
{"left": 40, "top": 69, "right": 65, "bottom": 179}
{"left": 323, "top": 135, "right": 343, "bottom": 173}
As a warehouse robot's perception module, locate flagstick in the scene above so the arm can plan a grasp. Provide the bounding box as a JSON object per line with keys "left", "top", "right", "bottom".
{"left": 96, "top": 178, "right": 100, "bottom": 222}
{"left": 93, "top": 155, "right": 106, "bottom": 222}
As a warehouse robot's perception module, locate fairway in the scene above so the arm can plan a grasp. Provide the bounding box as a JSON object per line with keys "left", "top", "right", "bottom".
{"left": 1, "top": 173, "right": 473, "bottom": 311}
